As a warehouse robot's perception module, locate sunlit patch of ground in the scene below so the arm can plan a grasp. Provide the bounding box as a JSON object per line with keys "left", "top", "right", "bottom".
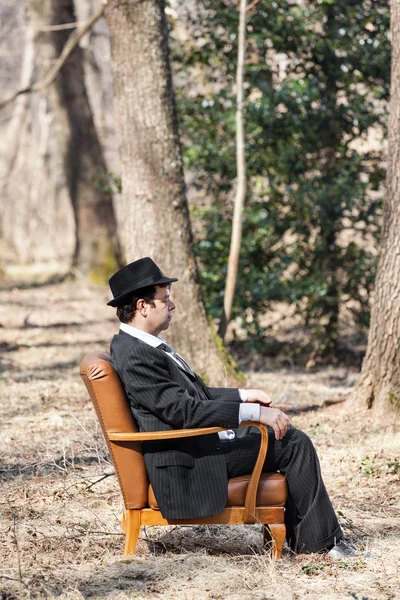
{"left": 0, "top": 282, "right": 399, "bottom": 599}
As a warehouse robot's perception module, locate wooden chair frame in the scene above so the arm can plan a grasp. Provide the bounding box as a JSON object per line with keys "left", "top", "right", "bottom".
{"left": 109, "top": 422, "right": 286, "bottom": 558}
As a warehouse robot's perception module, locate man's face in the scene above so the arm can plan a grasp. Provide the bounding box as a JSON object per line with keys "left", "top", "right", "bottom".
{"left": 145, "top": 285, "right": 176, "bottom": 336}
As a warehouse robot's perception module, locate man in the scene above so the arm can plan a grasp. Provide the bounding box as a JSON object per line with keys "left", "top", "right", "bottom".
{"left": 108, "top": 257, "right": 354, "bottom": 558}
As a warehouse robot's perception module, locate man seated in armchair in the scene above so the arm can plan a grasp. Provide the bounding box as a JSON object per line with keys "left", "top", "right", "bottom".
{"left": 108, "top": 257, "right": 354, "bottom": 558}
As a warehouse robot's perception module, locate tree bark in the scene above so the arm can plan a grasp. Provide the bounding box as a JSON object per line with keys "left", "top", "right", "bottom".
{"left": 0, "top": 19, "right": 35, "bottom": 261}
{"left": 0, "top": 21, "right": 35, "bottom": 181}
{"left": 105, "top": 0, "right": 240, "bottom": 384}
{"left": 0, "top": 10, "right": 75, "bottom": 271}
{"left": 73, "top": 0, "right": 107, "bottom": 137}
{"left": 218, "top": 0, "right": 247, "bottom": 341}
{"left": 27, "top": 0, "right": 122, "bottom": 277}
{"left": 351, "top": 0, "right": 400, "bottom": 414}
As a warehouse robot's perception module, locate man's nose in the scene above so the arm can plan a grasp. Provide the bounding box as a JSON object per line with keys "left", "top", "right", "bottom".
{"left": 169, "top": 300, "right": 176, "bottom": 310}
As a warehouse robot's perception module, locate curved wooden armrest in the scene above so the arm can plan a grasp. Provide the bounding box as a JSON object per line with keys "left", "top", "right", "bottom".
{"left": 238, "top": 421, "right": 268, "bottom": 523}
{"left": 108, "top": 426, "right": 225, "bottom": 442}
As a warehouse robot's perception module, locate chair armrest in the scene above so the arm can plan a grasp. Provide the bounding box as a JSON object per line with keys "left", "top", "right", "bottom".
{"left": 239, "top": 421, "right": 268, "bottom": 523}
{"left": 108, "top": 426, "right": 225, "bottom": 441}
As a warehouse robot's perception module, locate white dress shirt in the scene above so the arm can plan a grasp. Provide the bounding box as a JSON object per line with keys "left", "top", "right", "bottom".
{"left": 119, "top": 323, "right": 260, "bottom": 439}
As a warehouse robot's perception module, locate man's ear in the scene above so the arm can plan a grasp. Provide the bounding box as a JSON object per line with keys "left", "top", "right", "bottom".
{"left": 136, "top": 299, "right": 147, "bottom": 317}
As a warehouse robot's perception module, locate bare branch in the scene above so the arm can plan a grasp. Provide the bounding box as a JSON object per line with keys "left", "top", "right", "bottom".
{"left": 0, "top": 575, "right": 29, "bottom": 586}
{"left": 7, "top": 500, "right": 24, "bottom": 587}
{"left": 84, "top": 472, "right": 115, "bottom": 491}
{"left": 38, "top": 22, "right": 83, "bottom": 32}
{"left": 246, "top": 0, "right": 261, "bottom": 11}
{"left": 0, "top": 0, "right": 107, "bottom": 110}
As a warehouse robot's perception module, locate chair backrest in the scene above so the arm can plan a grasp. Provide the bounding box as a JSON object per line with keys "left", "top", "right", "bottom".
{"left": 80, "top": 351, "right": 149, "bottom": 509}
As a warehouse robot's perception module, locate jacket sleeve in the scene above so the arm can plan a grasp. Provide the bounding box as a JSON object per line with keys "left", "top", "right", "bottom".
{"left": 206, "top": 387, "right": 242, "bottom": 402}
{"left": 121, "top": 346, "right": 240, "bottom": 430}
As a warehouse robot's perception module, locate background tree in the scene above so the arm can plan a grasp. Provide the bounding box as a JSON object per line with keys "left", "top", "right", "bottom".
{"left": 174, "top": 0, "right": 390, "bottom": 356}
{"left": 0, "top": 0, "right": 392, "bottom": 373}
{"left": 218, "top": 0, "right": 248, "bottom": 340}
{"left": 104, "top": 0, "right": 239, "bottom": 383}
{"left": 352, "top": 0, "right": 400, "bottom": 414}
{"left": 0, "top": 0, "right": 122, "bottom": 278}
{"left": 0, "top": 0, "right": 76, "bottom": 271}
{"left": 27, "top": 0, "right": 122, "bottom": 277}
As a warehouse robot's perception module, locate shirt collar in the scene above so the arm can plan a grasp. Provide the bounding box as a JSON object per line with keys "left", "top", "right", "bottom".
{"left": 119, "top": 322, "right": 164, "bottom": 348}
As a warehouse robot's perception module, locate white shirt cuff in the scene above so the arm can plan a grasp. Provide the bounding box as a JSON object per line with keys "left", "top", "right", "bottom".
{"left": 238, "top": 389, "right": 248, "bottom": 402}
{"left": 238, "top": 403, "right": 260, "bottom": 423}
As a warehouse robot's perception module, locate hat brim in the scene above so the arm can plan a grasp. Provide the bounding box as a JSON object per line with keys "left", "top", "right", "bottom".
{"left": 107, "top": 276, "right": 178, "bottom": 307}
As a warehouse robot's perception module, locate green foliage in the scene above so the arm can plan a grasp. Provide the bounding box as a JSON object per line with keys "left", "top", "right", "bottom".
{"left": 388, "top": 391, "right": 400, "bottom": 412}
{"left": 172, "top": 0, "right": 390, "bottom": 353}
{"left": 361, "top": 455, "right": 375, "bottom": 475}
{"left": 88, "top": 242, "right": 119, "bottom": 285}
{"left": 93, "top": 169, "right": 122, "bottom": 194}
{"left": 360, "top": 453, "right": 400, "bottom": 475}
{"left": 301, "top": 563, "right": 325, "bottom": 575}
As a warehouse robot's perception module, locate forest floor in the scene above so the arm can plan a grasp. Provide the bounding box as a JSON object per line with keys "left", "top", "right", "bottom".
{"left": 0, "top": 280, "right": 399, "bottom": 600}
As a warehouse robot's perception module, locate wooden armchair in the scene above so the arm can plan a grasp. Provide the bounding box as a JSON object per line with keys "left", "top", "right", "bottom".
{"left": 80, "top": 351, "right": 288, "bottom": 558}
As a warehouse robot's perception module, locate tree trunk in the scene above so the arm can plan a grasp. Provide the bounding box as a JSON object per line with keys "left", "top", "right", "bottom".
{"left": 218, "top": 0, "right": 247, "bottom": 341}
{"left": 73, "top": 0, "right": 107, "bottom": 138}
{"left": 105, "top": 0, "right": 240, "bottom": 384}
{"left": 0, "top": 19, "right": 35, "bottom": 262}
{"left": 0, "top": 21, "right": 35, "bottom": 183}
{"left": 27, "top": 0, "right": 122, "bottom": 277}
{"left": 351, "top": 0, "right": 400, "bottom": 414}
{"left": 0, "top": 10, "right": 75, "bottom": 272}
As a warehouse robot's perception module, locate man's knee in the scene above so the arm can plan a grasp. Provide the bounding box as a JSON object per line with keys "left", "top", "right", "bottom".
{"left": 283, "top": 426, "right": 315, "bottom": 452}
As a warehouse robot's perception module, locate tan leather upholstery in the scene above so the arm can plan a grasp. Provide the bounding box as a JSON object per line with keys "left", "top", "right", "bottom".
{"left": 148, "top": 472, "right": 287, "bottom": 509}
{"left": 80, "top": 351, "right": 149, "bottom": 509}
{"left": 227, "top": 473, "right": 287, "bottom": 507}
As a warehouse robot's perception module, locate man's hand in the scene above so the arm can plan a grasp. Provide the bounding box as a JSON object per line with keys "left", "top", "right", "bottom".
{"left": 245, "top": 389, "right": 273, "bottom": 407}
{"left": 259, "top": 406, "right": 291, "bottom": 440}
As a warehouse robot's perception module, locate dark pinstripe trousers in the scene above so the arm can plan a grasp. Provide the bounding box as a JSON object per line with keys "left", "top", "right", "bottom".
{"left": 223, "top": 425, "right": 343, "bottom": 553}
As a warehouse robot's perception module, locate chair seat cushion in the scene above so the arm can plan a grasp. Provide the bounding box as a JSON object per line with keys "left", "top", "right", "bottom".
{"left": 226, "top": 472, "right": 287, "bottom": 507}
{"left": 148, "top": 472, "right": 287, "bottom": 510}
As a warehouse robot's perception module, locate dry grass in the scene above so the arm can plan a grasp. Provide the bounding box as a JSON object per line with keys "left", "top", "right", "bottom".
{"left": 0, "top": 281, "right": 399, "bottom": 600}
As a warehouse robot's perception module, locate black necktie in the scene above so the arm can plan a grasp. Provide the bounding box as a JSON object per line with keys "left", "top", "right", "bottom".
{"left": 159, "top": 343, "right": 195, "bottom": 377}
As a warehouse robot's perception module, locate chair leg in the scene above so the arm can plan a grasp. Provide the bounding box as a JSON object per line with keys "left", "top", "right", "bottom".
{"left": 121, "top": 509, "right": 126, "bottom": 533}
{"left": 266, "top": 524, "right": 286, "bottom": 559}
{"left": 124, "top": 510, "right": 141, "bottom": 556}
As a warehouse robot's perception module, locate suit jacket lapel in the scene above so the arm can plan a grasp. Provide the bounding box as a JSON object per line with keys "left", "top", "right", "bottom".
{"left": 116, "top": 330, "right": 207, "bottom": 393}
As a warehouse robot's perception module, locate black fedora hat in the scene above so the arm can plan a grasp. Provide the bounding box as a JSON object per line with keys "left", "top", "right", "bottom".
{"left": 107, "top": 257, "right": 178, "bottom": 307}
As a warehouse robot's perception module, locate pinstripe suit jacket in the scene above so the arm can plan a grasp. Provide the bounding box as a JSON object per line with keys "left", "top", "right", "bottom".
{"left": 110, "top": 330, "right": 242, "bottom": 519}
